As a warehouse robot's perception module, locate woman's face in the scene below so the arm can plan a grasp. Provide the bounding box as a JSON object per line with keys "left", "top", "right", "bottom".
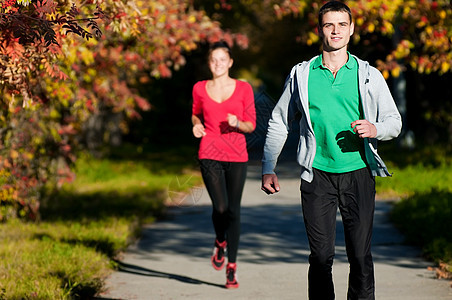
{"left": 208, "top": 48, "right": 233, "bottom": 78}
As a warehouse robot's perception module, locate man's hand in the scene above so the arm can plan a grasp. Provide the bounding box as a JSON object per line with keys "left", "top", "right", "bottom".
{"left": 351, "top": 120, "right": 377, "bottom": 138}
{"left": 261, "top": 174, "right": 280, "bottom": 195}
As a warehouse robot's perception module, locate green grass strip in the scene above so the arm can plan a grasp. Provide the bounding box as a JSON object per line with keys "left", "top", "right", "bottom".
{"left": 0, "top": 148, "right": 203, "bottom": 299}
{"left": 390, "top": 190, "right": 452, "bottom": 271}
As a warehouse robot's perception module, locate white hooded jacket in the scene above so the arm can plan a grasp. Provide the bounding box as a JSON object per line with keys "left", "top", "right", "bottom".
{"left": 262, "top": 54, "right": 402, "bottom": 182}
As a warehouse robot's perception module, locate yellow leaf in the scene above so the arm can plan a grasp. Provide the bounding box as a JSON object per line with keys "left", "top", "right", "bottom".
{"left": 16, "top": 0, "right": 31, "bottom": 6}
{"left": 80, "top": 48, "right": 95, "bottom": 66}
{"left": 403, "top": 7, "right": 410, "bottom": 16}
{"left": 87, "top": 68, "right": 97, "bottom": 77}
{"left": 441, "top": 61, "right": 450, "bottom": 73}
{"left": 384, "top": 21, "right": 394, "bottom": 35}
{"left": 24, "top": 152, "right": 34, "bottom": 160}
{"left": 33, "top": 137, "right": 43, "bottom": 145}
{"left": 188, "top": 15, "right": 196, "bottom": 23}
{"left": 10, "top": 150, "right": 19, "bottom": 159}
{"left": 49, "top": 109, "right": 60, "bottom": 119}
{"left": 50, "top": 127, "right": 61, "bottom": 141}
{"left": 382, "top": 69, "right": 389, "bottom": 79}
{"left": 391, "top": 67, "right": 401, "bottom": 78}
{"left": 308, "top": 32, "right": 319, "bottom": 44}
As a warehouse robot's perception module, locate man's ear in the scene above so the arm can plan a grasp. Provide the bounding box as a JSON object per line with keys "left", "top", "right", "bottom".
{"left": 350, "top": 22, "right": 355, "bottom": 36}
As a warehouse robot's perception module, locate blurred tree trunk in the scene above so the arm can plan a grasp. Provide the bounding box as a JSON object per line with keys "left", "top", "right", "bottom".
{"left": 392, "top": 27, "right": 415, "bottom": 149}
{"left": 84, "top": 107, "right": 124, "bottom": 157}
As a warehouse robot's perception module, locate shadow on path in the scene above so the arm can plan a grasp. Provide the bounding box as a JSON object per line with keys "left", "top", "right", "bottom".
{"left": 128, "top": 189, "right": 422, "bottom": 269}
{"left": 115, "top": 261, "right": 224, "bottom": 288}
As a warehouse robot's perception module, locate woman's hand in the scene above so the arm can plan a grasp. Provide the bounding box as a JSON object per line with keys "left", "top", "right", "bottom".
{"left": 193, "top": 123, "right": 206, "bottom": 138}
{"left": 227, "top": 113, "right": 239, "bottom": 128}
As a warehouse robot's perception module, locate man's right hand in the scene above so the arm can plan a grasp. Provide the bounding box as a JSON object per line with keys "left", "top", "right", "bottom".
{"left": 261, "top": 174, "right": 280, "bottom": 195}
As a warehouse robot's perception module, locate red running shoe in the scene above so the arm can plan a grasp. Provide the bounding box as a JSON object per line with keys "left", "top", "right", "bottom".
{"left": 211, "top": 239, "right": 227, "bottom": 270}
{"left": 225, "top": 263, "right": 239, "bottom": 289}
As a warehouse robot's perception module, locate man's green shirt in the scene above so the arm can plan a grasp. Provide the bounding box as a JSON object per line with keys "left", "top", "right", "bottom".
{"left": 308, "top": 54, "right": 366, "bottom": 173}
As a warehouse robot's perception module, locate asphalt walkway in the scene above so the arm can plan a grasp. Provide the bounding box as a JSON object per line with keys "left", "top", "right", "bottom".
{"left": 97, "top": 161, "right": 452, "bottom": 300}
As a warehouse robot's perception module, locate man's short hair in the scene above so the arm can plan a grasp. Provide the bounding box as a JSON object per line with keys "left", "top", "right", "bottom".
{"left": 318, "top": 1, "right": 352, "bottom": 26}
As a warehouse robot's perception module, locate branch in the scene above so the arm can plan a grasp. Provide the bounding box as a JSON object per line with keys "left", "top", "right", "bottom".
{"left": 0, "top": 4, "right": 106, "bottom": 46}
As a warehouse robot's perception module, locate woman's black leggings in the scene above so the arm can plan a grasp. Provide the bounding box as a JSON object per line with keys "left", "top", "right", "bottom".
{"left": 199, "top": 159, "right": 247, "bottom": 263}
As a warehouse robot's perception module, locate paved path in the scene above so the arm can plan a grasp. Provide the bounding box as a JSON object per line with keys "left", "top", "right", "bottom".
{"left": 98, "top": 162, "right": 452, "bottom": 300}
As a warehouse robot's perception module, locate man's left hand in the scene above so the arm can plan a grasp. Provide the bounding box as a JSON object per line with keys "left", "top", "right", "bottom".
{"left": 351, "top": 120, "right": 377, "bottom": 138}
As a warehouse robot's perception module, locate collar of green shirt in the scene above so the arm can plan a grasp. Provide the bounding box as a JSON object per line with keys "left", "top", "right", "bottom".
{"left": 312, "top": 52, "right": 355, "bottom": 70}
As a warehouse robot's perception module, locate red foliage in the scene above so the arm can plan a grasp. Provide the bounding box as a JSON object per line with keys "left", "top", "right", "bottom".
{"left": 0, "top": 0, "right": 248, "bottom": 221}
{"left": 275, "top": 0, "right": 452, "bottom": 76}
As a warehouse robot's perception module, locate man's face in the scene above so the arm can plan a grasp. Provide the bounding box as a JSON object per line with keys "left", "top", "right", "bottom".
{"left": 319, "top": 11, "right": 354, "bottom": 52}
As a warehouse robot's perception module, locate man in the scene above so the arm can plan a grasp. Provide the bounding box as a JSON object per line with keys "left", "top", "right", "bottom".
{"left": 261, "top": 1, "right": 402, "bottom": 300}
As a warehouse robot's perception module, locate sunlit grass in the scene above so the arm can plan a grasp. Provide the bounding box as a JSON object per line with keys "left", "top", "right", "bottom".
{"left": 0, "top": 219, "right": 125, "bottom": 299}
{"left": 375, "top": 142, "right": 452, "bottom": 198}
{"left": 376, "top": 162, "right": 452, "bottom": 199}
{"left": 0, "top": 145, "right": 203, "bottom": 299}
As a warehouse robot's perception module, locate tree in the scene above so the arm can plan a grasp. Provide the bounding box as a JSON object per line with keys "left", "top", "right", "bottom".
{"left": 0, "top": 0, "right": 248, "bottom": 221}
{"left": 275, "top": 0, "right": 452, "bottom": 77}
{"left": 195, "top": 0, "right": 452, "bottom": 144}
{"left": 1, "top": 0, "right": 105, "bottom": 220}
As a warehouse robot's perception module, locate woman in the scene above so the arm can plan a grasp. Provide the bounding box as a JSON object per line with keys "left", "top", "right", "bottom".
{"left": 191, "top": 41, "right": 256, "bottom": 289}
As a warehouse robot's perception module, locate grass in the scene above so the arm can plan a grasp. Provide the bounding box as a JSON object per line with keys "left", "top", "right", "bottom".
{"left": 0, "top": 219, "right": 125, "bottom": 299}
{"left": 375, "top": 142, "right": 452, "bottom": 199}
{"left": 0, "top": 144, "right": 203, "bottom": 299}
{"left": 376, "top": 142, "right": 452, "bottom": 277}
{"left": 375, "top": 162, "right": 452, "bottom": 199}
{"left": 390, "top": 190, "right": 452, "bottom": 270}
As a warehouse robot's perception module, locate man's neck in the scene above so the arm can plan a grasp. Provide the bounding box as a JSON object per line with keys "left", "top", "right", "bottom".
{"left": 322, "top": 50, "right": 349, "bottom": 69}
{"left": 322, "top": 50, "right": 349, "bottom": 77}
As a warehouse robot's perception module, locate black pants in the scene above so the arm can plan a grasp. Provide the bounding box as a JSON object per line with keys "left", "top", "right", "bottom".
{"left": 300, "top": 167, "right": 376, "bottom": 300}
{"left": 199, "top": 159, "right": 247, "bottom": 263}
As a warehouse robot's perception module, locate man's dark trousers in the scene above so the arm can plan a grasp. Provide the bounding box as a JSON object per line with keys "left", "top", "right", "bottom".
{"left": 301, "top": 167, "right": 376, "bottom": 300}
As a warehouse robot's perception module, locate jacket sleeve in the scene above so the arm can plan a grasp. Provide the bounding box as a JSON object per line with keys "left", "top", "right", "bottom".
{"left": 369, "top": 68, "right": 402, "bottom": 141}
{"left": 262, "top": 66, "right": 298, "bottom": 174}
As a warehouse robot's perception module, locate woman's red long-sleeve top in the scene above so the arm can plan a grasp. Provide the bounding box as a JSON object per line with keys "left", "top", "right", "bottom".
{"left": 192, "top": 79, "right": 256, "bottom": 162}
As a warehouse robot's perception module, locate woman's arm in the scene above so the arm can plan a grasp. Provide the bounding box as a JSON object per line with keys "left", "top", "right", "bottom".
{"left": 192, "top": 115, "right": 206, "bottom": 138}
{"left": 227, "top": 113, "right": 255, "bottom": 133}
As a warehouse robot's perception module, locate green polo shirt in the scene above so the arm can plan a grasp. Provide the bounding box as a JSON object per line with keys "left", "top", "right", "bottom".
{"left": 308, "top": 54, "right": 366, "bottom": 173}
